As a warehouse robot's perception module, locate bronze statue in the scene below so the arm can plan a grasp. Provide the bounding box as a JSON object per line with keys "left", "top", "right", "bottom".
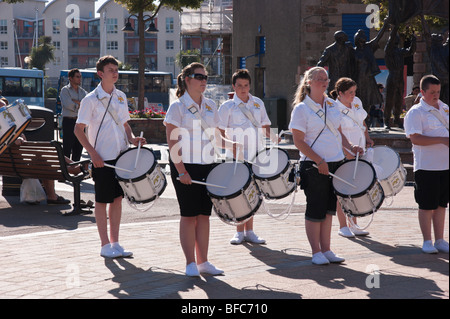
{"left": 317, "top": 31, "right": 355, "bottom": 93}
{"left": 353, "top": 22, "right": 389, "bottom": 114}
{"left": 384, "top": 25, "right": 416, "bottom": 128}
{"left": 430, "top": 34, "right": 449, "bottom": 105}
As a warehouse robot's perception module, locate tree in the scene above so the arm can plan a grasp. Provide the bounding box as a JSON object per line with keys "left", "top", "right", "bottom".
{"left": 29, "top": 36, "right": 55, "bottom": 73}
{"left": 176, "top": 49, "right": 201, "bottom": 69}
{"left": 116, "top": 0, "right": 204, "bottom": 109}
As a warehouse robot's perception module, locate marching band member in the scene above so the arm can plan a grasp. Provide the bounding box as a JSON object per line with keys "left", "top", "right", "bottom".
{"left": 404, "top": 75, "right": 449, "bottom": 254}
{"left": 289, "top": 67, "right": 363, "bottom": 265}
{"left": 75, "top": 56, "right": 146, "bottom": 258}
{"left": 331, "top": 77, "right": 374, "bottom": 238}
{"left": 164, "top": 62, "right": 239, "bottom": 276}
{"left": 219, "top": 69, "right": 279, "bottom": 245}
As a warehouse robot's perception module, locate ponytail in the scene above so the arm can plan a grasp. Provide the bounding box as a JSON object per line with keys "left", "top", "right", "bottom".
{"left": 293, "top": 66, "right": 327, "bottom": 106}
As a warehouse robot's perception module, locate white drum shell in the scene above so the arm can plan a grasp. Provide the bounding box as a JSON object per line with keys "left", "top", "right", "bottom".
{"left": 372, "top": 146, "right": 406, "bottom": 197}
{"left": 118, "top": 168, "right": 166, "bottom": 203}
{"left": 337, "top": 181, "right": 384, "bottom": 217}
{"left": 252, "top": 148, "right": 296, "bottom": 199}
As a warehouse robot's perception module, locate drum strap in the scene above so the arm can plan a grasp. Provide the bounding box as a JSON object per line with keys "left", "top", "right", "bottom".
{"left": 237, "top": 102, "right": 260, "bottom": 128}
{"left": 184, "top": 102, "right": 223, "bottom": 158}
{"left": 304, "top": 98, "right": 341, "bottom": 140}
{"left": 341, "top": 108, "right": 365, "bottom": 132}
{"left": 95, "top": 94, "right": 128, "bottom": 150}
{"left": 428, "top": 108, "right": 449, "bottom": 131}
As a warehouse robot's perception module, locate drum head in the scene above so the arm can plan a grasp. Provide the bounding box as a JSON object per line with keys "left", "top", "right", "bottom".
{"left": 333, "top": 160, "right": 375, "bottom": 196}
{"left": 206, "top": 162, "right": 250, "bottom": 197}
{"left": 115, "top": 147, "right": 155, "bottom": 180}
{"left": 252, "top": 148, "right": 289, "bottom": 179}
{"left": 372, "top": 146, "right": 400, "bottom": 179}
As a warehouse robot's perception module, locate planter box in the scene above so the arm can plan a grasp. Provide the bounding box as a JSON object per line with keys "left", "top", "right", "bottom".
{"left": 128, "top": 118, "right": 166, "bottom": 144}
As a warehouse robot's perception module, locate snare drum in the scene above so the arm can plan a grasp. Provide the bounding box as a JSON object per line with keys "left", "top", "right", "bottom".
{"left": 0, "top": 105, "right": 16, "bottom": 146}
{"left": 6, "top": 99, "right": 32, "bottom": 145}
{"left": 333, "top": 159, "right": 384, "bottom": 217}
{"left": 252, "top": 147, "right": 296, "bottom": 199}
{"left": 206, "top": 162, "right": 262, "bottom": 226}
{"left": 372, "top": 145, "right": 407, "bottom": 197}
{"left": 115, "top": 147, "right": 167, "bottom": 204}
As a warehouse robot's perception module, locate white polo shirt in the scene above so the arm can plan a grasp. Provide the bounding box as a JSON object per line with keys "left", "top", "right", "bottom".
{"left": 336, "top": 96, "right": 367, "bottom": 151}
{"left": 289, "top": 95, "right": 345, "bottom": 162}
{"left": 404, "top": 99, "right": 449, "bottom": 171}
{"left": 164, "top": 92, "right": 220, "bottom": 164}
{"left": 77, "top": 84, "right": 130, "bottom": 161}
{"left": 219, "top": 94, "right": 271, "bottom": 160}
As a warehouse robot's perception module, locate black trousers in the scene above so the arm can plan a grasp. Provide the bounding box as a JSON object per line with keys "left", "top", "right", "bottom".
{"left": 62, "top": 117, "right": 83, "bottom": 161}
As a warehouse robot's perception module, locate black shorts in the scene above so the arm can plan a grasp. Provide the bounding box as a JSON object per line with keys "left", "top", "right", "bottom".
{"left": 92, "top": 160, "right": 124, "bottom": 203}
{"left": 414, "top": 169, "right": 449, "bottom": 210}
{"left": 170, "top": 160, "right": 215, "bottom": 217}
{"left": 299, "top": 160, "right": 343, "bottom": 222}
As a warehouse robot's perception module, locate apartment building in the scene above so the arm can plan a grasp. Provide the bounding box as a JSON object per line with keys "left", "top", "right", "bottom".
{"left": 1, "top": 0, "right": 181, "bottom": 87}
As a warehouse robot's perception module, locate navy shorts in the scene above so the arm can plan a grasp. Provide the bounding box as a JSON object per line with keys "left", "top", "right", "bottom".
{"left": 92, "top": 160, "right": 124, "bottom": 203}
{"left": 414, "top": 169, "right": 449, "bottom": 210}
{"left": 170, "top": 160, "right": 214, "bottom": 217}
{"left": 299, "top": 160, "right": 343, "bottom": 222}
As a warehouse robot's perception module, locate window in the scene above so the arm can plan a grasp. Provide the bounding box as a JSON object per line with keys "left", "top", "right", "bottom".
{"left": 0, "top": 57, "right": 8, "bottom": 67}
{"left": 166, "top": 40, "right": 174, "bottom": 50}
{"left": 0, "top": 41, "right": 8, "bottom": 50}
{"left": 53, "top": 57, "right": 61, "bottom": 66}
{"left": 53, "top": 41, "right": 60, "bottom": 50}
{"left": 106, "top": 18, "right": 118, "bottom": 34}
{"left": 107, "top": 41, "right": 118, "bottom": 50}
{"left": 166, "top": 17, "right": 174, "bottom": 33}
{"left": 52, "top": 19, "right": 60, "bottom": 34}
{"left": 166, "top": 57, "right": 174, "bottom": 67}
{"left": 0, "top": 20, "right": 7, "bottom": 34}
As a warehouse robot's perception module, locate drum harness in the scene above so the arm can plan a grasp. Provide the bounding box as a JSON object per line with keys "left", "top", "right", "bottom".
{"left": 304, "top": 98, "right": 378, "bottom": 229}
{"left": 96, "top": 93, "right": 160, "bottom": 212}
{"left": 236, "top": 101, "right": 298, "bottom": 221}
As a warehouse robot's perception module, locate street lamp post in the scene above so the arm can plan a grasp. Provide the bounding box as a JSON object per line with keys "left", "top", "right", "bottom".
{"left": 122, "top": 13, "right": 159, "bottom": 110}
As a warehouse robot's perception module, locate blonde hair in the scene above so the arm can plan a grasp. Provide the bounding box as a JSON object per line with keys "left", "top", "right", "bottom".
{"left": 176, "top": 62, "right": 206, "bottom": 98}
{"left": 293, "top": 66, "right": 328, "bottom": 106}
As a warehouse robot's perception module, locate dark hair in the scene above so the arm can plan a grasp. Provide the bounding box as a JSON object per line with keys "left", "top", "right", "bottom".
{"left": 232, "top": 69, "right": 251, "bottom": 86}
{"left": 329, "top": 77, "right": 357, "bottom": 99}
{"left": 176, "top": 62, "right": 206, "bottom": 98}
{"left": 68, "top": 68, "right": 80, "bottom": 78}
{"left": 96, "top": 55, "right": 119, "bottom": 72}
{"left": 420, "top": 74, "right": 441, "bottom": 91}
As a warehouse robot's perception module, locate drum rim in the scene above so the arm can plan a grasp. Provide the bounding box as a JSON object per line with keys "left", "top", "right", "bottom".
{"left": 340, "top": 182, "right": 385, "bottom": 217}
{"left": 213, "top": 195, "right": 262, "bottom": 224}
{"left": 115, "top": 146, "right": 157, "bottom": 182}
{"left": 206, "top": 161, "right": 254, "bottom": 199}
{"left": 333, "top": 159, "right": 378, "bottom": 198}
{"left": 252, "top": 147, "right": 291, "bottom": 180}
{"left": 0, "top": 126, "right": 17, "bottom": 145}
{"left": 6, "top": 120, "right": 31, "bottom": 145}
{"left": 259, "top": 182, "right": 296, "bottom": 200}
{"left": 124, "top": 177, "right": 167, "bottom": 204}
{"left": 372, "top": 145, "right": 401, "bottom": 169}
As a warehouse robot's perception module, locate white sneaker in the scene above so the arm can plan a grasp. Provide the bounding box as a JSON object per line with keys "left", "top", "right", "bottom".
{"left": 338, "top": 227, "right": 355, "bottom": 238}
{"left": 197, "top": 261, "right": 224, "bottom": 275}
{"left": 244, "top": 231, "right": 266, "bottom": 244}
{"left": 350, "top": 226, "right": 370, "bottom": 236}
{"left": 185, "top": 262, "right": 200, "bottom": 277}
{"left": 323, "top": 250, "right": 345, "bottom": 263}
{"left": 422, "top": 240, "right": 438, "bottom": 254}
{"left": 111, "top": 242, "right": 133, "bottom": 257}
{"left": 312, "top": 252, "right": 330, "bottom": 265}
{"left": 434, "top": 239, "right": 449, "bottom": 253}
{"left": 100, "top": 244, "right": 121, "bottom": 258}
{"left": 230, "top": 232, "right": 244, "bottom": 245}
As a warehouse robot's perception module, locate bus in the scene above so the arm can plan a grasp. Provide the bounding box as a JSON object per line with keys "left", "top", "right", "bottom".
{"left": 0, "top": 68, "right": 45, "bottom": 107}
{"left": 55, "top": 69, "right": 173, "bottom": 114}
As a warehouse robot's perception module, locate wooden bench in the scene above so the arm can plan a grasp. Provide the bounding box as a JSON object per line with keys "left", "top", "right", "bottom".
{"left": 0, "top": 141, "right": 92, "bottom": 216}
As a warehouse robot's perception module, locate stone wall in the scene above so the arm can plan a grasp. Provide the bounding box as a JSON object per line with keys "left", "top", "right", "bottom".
{"left": 128, "top": 118, "right": 167, "bottom": 144}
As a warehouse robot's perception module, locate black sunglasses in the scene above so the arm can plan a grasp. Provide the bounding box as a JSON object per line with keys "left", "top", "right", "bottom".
{"left": 189, "top": 73, "right": 208, "bottom": 81}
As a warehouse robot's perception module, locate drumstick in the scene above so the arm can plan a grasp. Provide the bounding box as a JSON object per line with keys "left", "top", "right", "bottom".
{"left": 104, "top": 163, "right": 134, "bottom": 173}
{"left": 312, "top": 164, "right": 357, "bottom": 189}
{"left": 353, "top": 137, "right": 362, "bottom": 180}
{"left": 234, "top": 145, "right": 241, "bottom": 175}
{"left": 134, "top": 131, "right": 144, "bottom": 169}
{"left": 176, "top": 177, "right": 227, "bottom": 189}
